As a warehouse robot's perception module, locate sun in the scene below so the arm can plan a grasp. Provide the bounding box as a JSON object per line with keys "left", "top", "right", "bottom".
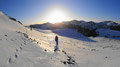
{"left": 46, "top": 9, "right": 69, "bottom": 23}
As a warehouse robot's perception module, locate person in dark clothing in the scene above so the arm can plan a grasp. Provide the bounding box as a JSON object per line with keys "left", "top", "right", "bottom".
{"left": 30, "top": 27, "right": 32, "bottom": 31}
{"left": 54, "top": 36, "right": 59, "bottom": 51}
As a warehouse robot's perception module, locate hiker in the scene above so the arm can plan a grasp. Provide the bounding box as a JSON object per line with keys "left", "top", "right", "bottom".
{"left": 54, "top": 36, "right": 59, "bottom": 51}
{"left": 30, "top": 27, "right": 32, "bottom": 31}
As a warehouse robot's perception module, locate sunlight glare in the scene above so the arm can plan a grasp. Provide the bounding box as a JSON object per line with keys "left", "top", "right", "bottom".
{"left": 47, "top": 10, "right": 69, "bottom": 23}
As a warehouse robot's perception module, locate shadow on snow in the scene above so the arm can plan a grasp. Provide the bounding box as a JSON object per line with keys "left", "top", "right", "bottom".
{"left": 52, "top": 29, "right": 96, "bottom": 42}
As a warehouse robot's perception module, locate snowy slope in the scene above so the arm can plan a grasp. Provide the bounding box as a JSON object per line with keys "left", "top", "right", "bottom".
{"left": 32, "top": 28, "right": 120, "bottom": 67}
{"left": 0, "top": 11, "right": 66, "bottom": 67}
{"left": 96, "top": 29, "right": 120, "bottom": 39}
{"left": 1, "top": 11, "right": 120, "bottom": 67}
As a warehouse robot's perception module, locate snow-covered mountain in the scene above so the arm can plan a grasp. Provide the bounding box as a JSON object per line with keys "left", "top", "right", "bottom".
{"left": 1, "top": 11, "right": 120, "bottom": 67}
{"left": 29, "top": 20, "right": 120, "bottom": 38}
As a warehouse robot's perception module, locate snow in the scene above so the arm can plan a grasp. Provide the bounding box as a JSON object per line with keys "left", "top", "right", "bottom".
{"left": 96, "top": 29, "right": 120, "bottom": 39}
{"left": 52, "top": 28, "right": 96, "bottom": 42}
{"left": 0, "top": 12, "right": 65, "bottom": 67}
{"left": 0, "top": 11, "right": 120, "bottom": 67}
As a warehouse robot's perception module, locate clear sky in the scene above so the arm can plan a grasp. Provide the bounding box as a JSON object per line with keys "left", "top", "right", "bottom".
{"left": 0, "top": 0, "right": 120, "bottom": 24}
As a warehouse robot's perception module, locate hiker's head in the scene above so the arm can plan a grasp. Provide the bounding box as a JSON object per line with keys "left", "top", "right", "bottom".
{"left": 56, "top": 36, "right": 58, "bottom": 38}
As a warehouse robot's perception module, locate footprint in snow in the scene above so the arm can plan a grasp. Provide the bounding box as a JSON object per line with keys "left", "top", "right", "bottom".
{"left": 61, "top": 55, "right": 77, "bottom": 66}
{"left": 83, "top": 48, "right": 85, "bottom": 49}
{"left": 44, "top": 49, "right": 47, "bottom": 52}
{"left": 61, "top": 50, "right": 79, "bottom": 67}
{"left": 15, "top": 54, "right": 18, "bottom": 58}
{"left": 20, "top": 47, "right": 22, "bottom": 50}
{"left": 62, "top": 50, "right": 67, "bottom": 55}
{"left": 11, "top": 39, "right": 14, "bottom": 41}
{"left": 91, "top": 49, "right": 98, "bottom": 51}
{"left": 8, "top": 58, "right": 12, "bottom": 63}
{"left": 4, "top": 34, "right": 7, "bottom": 36}
{"left": 16, "top": 49, "right": 18, "bottom": 52}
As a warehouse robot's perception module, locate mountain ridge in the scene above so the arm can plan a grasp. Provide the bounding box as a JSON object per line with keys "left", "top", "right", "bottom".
{"left": 29, "top": 20, "right": 120, "bottom": 37}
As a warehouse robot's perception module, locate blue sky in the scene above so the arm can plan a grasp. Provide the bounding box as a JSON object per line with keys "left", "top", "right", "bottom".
{"left": 0, "top": 0, "right": 120, "bottom": 24}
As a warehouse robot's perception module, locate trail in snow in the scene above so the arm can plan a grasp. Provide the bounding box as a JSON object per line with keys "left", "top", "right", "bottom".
{"left": 34, "top": 28, "right": 120, "bottom": 67}
{"left": 1, "top": 11, "right": 120, "bottom": 67}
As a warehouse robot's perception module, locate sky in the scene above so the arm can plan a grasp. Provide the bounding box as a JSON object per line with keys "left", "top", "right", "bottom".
{"left": 0, "top": 0, "right": 120, "bottom": 24}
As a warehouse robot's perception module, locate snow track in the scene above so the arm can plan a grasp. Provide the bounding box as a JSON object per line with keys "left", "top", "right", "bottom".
{"left": 0, "top": 11, "right": 120, "bottom": 67}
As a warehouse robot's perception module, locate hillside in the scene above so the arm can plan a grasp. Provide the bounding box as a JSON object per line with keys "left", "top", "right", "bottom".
{"left": 0, "top": 11, "right": 66, "bottom": 67}
{"left": 1, "top": 11, "right": 120, "bottom": 67}
{"left": 29, "top": 20, "right": 120, "bottom": 39}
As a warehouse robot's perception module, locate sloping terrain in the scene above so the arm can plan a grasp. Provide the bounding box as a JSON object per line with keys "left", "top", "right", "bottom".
{"left": 29, "top": 20, "right": 120, "bottom": 37}
{"left": 0, "top": 11, "right": 120, "bottom": 67}
{"left": 0, "top": 11, "right": 66, "bottom": 67}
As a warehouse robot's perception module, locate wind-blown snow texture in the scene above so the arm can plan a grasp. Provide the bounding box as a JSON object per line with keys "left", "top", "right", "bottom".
{"left": 0, "top": 11, "right": 120, "bottom": 67}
